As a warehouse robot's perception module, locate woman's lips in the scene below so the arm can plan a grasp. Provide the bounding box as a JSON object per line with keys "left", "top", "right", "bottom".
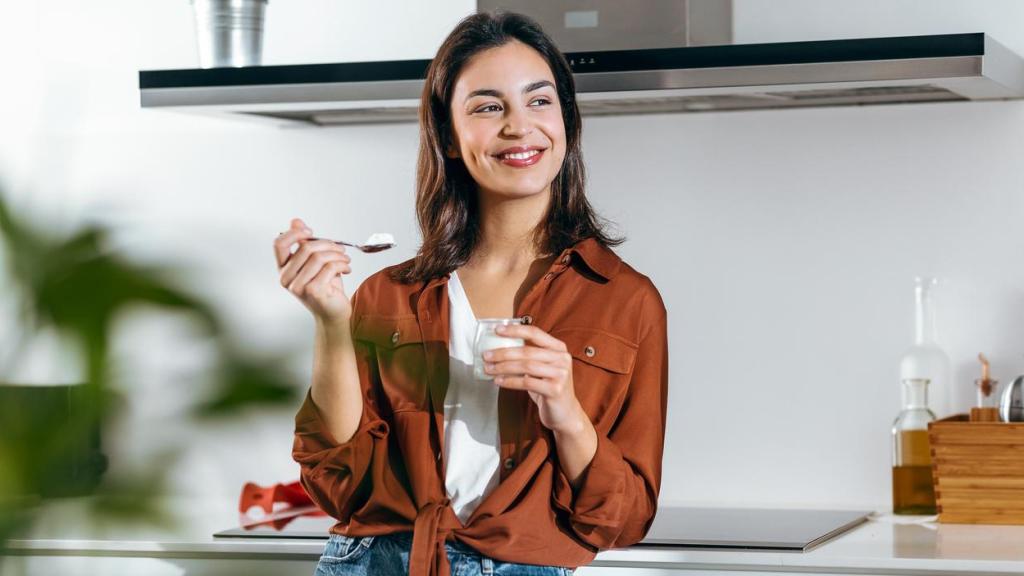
{"left": 495, "top": 149, "right": 545, "bottom": 168}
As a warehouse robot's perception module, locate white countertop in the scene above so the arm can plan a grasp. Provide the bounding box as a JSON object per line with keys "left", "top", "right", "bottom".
{"left": 6, "top": 498, "right": 1024, "bottom": 574}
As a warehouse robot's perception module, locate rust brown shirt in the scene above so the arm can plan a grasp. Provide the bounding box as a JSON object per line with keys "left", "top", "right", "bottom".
{"left": 293, "top": 237, "right": 669, "bottom": 575}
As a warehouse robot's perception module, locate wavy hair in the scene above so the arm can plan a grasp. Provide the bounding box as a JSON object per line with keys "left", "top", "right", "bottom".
{"left": 390, "top": 11, "right": 623, "bottom": 284}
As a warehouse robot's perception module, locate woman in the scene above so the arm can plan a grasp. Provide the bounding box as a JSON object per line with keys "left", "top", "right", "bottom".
{"left": 275, "top": 11, "right": 668, "bottom": 576}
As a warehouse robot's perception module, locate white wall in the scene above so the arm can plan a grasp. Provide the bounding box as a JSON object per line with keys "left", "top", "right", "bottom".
{"left": 2, "top": 0, "right": 1023, "bottom": 512}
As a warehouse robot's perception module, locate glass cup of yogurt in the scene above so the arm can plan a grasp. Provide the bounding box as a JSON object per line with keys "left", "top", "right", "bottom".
{"left": 473, "top": 318, "right": 525, "bottom": 381}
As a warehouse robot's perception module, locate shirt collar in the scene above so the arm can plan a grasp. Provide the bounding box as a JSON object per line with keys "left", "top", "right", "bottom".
{"left": 563, "top": 237, "right": 622, "bottom": 281}
{"left": 419, "top": 236, "right": 622, "bottom": 294}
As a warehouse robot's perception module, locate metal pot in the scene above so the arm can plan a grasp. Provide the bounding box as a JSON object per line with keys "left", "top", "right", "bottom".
{"left": 191, "top": 0, "right": 268, "bottom": 68}
{"left": 999, "top": 375, "right": 1024, "bottom": 422}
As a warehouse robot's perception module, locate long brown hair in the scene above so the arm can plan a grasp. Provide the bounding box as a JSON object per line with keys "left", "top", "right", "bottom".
{"left": 390, "top": 11, "right": 623, "bottom": 285}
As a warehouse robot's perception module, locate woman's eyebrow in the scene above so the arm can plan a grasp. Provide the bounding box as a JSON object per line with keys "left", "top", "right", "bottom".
{"left": 465, "top": 80, "right": 555, "bottom": 102}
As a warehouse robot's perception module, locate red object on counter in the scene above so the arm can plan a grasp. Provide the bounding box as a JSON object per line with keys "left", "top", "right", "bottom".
{"left": 238, "top": 481, "right": 326, "bottom": 530}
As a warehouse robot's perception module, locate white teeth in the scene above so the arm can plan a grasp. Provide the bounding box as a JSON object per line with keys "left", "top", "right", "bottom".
{"left": 499, "top": 149, "right": 540, "bottom": 160}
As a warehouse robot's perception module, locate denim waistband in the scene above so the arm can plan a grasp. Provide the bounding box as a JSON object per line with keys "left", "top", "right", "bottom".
{"left": 382, "top": 531, "right": 479, "bottom": 555}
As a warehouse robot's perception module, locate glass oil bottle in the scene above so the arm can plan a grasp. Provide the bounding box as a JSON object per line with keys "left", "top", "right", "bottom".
{"left": 892, "top": 377, "right": 937, "bottom": 515}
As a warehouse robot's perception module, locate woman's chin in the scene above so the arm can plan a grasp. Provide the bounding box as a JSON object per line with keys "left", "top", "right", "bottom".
{"left": 479, "top": 179, "right": 554, "bottom": 200}
{"left": 491, "top": 189, "right": 548, "bottom": 201}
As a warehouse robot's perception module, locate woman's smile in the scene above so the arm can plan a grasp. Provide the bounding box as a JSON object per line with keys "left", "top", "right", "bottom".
{"left": 493, "top": 145, "right": 547, "bottom": 168}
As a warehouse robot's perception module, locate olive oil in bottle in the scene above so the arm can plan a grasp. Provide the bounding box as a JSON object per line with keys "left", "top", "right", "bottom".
{"left": 892, "top": 378, "right": 937, "bottom": 515}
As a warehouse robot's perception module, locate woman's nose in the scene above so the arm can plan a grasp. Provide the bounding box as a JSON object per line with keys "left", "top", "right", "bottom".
{"left": 501, "top": 109, "right": 533, "bottom": 137}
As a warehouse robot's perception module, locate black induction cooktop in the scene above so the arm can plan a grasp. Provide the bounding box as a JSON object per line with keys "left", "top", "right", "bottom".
{"left": 638, "top": 507, "right": 871, "bottom": 551}
{"left": 214, "top": 506, "right": 871, "bottom": 552}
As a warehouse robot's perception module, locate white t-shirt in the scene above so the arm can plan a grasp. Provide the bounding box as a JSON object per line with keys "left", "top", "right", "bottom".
{"left": 443, "top": 270, "right": 501, "bottom": 525}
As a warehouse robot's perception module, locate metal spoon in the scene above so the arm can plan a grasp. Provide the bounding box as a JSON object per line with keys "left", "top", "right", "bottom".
{"left": 309, "top": 233, "right": 396, "bottom": 253}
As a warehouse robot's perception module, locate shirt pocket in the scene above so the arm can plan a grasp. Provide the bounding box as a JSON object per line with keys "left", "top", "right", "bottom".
{"left": 552, "top": 327, "right": 638, "bottom": 417}
{"left": 353, "top": 314, "right": 428, "bottom": 413}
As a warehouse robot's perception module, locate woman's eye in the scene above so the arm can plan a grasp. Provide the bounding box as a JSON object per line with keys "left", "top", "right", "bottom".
{"left": 473, "top": 98, "right": 551, "bottom": 114}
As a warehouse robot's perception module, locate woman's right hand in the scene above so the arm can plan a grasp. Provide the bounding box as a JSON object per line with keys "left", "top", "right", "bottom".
{"left": 274, "top": 218, "right": 354, "bottom": 325}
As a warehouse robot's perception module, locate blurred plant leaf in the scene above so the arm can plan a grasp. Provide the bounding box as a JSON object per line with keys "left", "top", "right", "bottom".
{"left": 195, "top": 351, "right": 298, "bottom": 417}
{"left": 1, "top": 202, "right": 221, "bottom": 340}
{"left": 0, "top": 186, "right": 302, "bottom": 552}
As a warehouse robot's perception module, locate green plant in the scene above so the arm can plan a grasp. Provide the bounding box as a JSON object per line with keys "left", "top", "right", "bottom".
{"left": 0, "top": 188, "right": 299, "bottom": 550}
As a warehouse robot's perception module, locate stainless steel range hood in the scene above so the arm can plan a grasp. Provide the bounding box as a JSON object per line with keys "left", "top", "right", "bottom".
{"left": 138, "top": 33, "right": 1024, "bottom": 126}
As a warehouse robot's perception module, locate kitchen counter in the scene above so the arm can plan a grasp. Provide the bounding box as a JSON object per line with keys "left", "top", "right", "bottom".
{"left": 4, "top": 498, "right": 1024, "bottom": 575}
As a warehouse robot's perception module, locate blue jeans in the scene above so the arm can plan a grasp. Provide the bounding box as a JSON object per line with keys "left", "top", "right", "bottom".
{"left": 314, "top": 532, "right": 574, "bottom": 576}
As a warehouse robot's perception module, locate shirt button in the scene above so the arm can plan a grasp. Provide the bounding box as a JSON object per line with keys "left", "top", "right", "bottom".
{"left": 503, "top": 457, "right": 516, "bottom": 470}
{"left": 584, "top": 346, "right": 596, "bottom": 358}
{"left": 521, "top": 315, "right": 533, "bottom": 325}
{"left": 391, "top": 331, "right": 400, "bottom": 345}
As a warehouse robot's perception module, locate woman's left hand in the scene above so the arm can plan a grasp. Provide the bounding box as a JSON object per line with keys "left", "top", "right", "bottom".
{"left": 483, "top": 324, "right": 587, "bottom": 435}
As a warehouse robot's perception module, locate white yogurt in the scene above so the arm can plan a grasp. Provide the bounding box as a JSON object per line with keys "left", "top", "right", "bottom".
{"left": 473, "top": 328, "right": 524, "bottom": 381}
{"left": 364, "top": 232, "right": 394, "bottom": 246}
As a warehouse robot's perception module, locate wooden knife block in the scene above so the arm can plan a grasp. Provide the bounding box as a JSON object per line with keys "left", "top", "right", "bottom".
{"left": 928, "top": 414, "right": 1024, "bottom": 524}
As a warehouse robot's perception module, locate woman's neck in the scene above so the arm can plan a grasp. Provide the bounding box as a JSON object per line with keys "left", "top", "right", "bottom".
{"left": 470, "top": 187, "right": 552, "bottom": 274}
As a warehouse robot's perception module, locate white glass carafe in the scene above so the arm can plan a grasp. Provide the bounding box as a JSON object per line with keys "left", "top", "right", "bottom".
{"left": 899, "top": 277, "right": 952, "bottom": 418}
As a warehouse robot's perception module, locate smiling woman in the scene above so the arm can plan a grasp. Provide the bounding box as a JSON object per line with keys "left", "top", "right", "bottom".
{"left": 393, "top": 10, "right": 622, "bottom": 284}
{"left": 282, "top": 10, "right": 669, "bottom": 576}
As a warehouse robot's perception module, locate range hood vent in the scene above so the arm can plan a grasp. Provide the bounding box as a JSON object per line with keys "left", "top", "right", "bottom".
{"left": 138, "top": 33, "right": 1024, "bottom": 126}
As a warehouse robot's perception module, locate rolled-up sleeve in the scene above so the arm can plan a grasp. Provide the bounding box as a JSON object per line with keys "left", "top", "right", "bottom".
{"left": 553, "top": 289, "right": 669, "bottom": 549}
{"left": 291, "top": 287, "right": 390, "bottom": 521}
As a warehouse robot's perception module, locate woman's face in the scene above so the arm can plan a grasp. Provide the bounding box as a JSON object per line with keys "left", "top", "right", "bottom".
{"left": 448, "top": 40, "right": 566, "bottom": 201}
